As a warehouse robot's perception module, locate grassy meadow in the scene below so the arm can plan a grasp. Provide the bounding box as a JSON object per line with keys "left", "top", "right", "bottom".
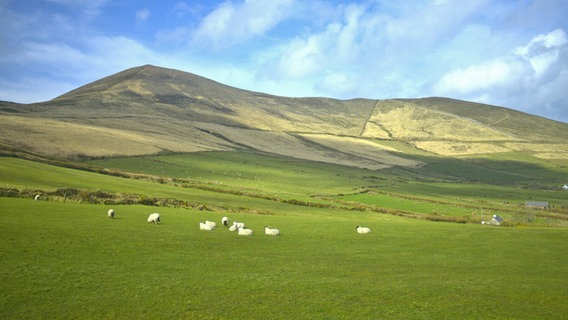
{"left": 1, "top": 152, "right": 568, "bottom": 319}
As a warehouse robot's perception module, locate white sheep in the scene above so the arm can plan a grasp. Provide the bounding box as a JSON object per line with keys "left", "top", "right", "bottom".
{"left": 238, "top": 226, "right": 253, "bottom": 236}
{"left": 229, "top": 223, "right": 238, "bottom": 232}
{"left": 264, "top": 226, "right": 280, "bottom": 236}
{"left": 221, "top": 216, "right": 229, "bottom": 227}
{"left": 34, "top": 194, "right": 40, "bottom": 201}
{"left": 356, "top": 225, "right": 371, "bottom": 234}
{"left": 233, "top": 221, "right": 245, "bottom": 229}
{"left": 107, "top": 209, "right": 115, "bottom": 219}
{"left": 205, "top": 220, "right": 217, "bottom": 229}
{"left": 199, "top": 221, "right": 214, "bottom": 231}
{"left": 147, "top": 213, "right": 160, "bottom": 224}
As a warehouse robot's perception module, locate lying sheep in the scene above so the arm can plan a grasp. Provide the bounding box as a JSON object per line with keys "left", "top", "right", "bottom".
{"left": 233, "top": 221, "right": 245, "bottom": 229}
{"left": 238, "top": 226, "right": 253, "bottom": 236}
{"left": 199, "top": 221, "right": 214, "bottom": 231}
{"left": 205, "top": 220, "right": 217, "bottom": 229}
{"left": 356, "top": 225, "right": 371, "bottom": 234}
{"left": 147, "top": 213, "right": 161, "bottom": 224}
{"left": 221, "top": 216, "right": 229, "bottom": 227}
{"left": 107, "top": 209, "right": 115, "bottom": 219}
{"left": 229, "top": 223, "right": 238, "bottom": 232}
{"left": 264, "top": 226, "right": 280, "bottom": 236}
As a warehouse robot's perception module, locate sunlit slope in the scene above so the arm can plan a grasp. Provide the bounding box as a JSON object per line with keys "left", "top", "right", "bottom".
{"left": 1, "top": 65, "right": 567, "bottom": 165}
{"left": 365, "top": 98, "right": 568, "bottom": 158}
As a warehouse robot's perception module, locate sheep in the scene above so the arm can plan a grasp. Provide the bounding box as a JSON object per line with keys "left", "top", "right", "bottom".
{"left": 264, "top": 226, "right": 280, "bottom": 236}
{"left": 238, "top": 226, "right": 253, "bottom": 236}
{"left": 229, "top": 223, "right": 238, "bottom": 232}
{"left": 107, "top": 209, "right": 115, "bottom": 219}
{"left": 205, "top": 220, "right": 217, "bottom": 229}
{"left": 147, "top": 213, "right": 161, "bottom": 224}
{"left": 34, "top": 194, "right": 40, "bottom": 201}
{"left": 221, "top": 216, "right": 229, "bottom": 227}
{"left": 233, "top": 221, "right": 245, "bottom": 229}
{"left": 356, "top": 225, "right": 371, "bottom": 234}
{"left": 199, "top": 221, "right": 214, "bottom": 231}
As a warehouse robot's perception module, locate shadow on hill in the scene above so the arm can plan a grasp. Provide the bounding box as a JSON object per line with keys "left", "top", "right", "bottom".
{"left": 386, "top": 153, "right": 566, "bottom": 188}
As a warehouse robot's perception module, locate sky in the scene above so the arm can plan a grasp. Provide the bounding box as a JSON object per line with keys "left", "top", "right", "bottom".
{"left": 1, "top": 0, "right": 568, "bottom": 123}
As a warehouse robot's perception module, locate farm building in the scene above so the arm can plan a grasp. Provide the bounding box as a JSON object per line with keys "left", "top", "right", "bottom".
{"left": 525, "top": 201, "right": 550, "bottom": 209}
{"left": 482, "top": 214, "right": 503, "bottom": 226}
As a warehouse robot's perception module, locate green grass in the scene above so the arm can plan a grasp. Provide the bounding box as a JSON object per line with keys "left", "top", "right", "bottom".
{"left": 85, "top": 152, "right": 568, "bottom": 224}
{"left": 1, "top": 197, "right": 567, "bottom": 319}
{"left": 1, "top": 152, "right": 568, "bottom": 318}
{"left": 87, "top": 151, "right": 374, "bottom": 196}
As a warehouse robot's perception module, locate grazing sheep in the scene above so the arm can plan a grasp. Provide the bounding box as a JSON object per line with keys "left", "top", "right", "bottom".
{"left": 229, "top": 223, "right": 239, "bottom": 232}
{"left": 107, "top": 209, "right": 115, "bottom": 219}
{"left": 199, "top": 221, "right": 214, "bottom": 231}
{"left": 205, "top": 220, "right": 217, "bottom": 229}
{"left": 238, "top": 227, "right": 253, "bottom": 236}
{"left": 356, "top": 225, "right": 371, "bottom": 234}
{"left": 147, "top": 213, "right": 161, "bottom": 224}
{"left": 221, "top": 216, "right": 229, "bottom": 227}
{"left": 264, "top": 226, "right": 280, "bottom": 236}
{"left": 34, "top": 194, "right": 40, "bottom": 201}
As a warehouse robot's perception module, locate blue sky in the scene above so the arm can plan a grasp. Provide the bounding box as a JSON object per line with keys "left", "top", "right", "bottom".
{"left": 1, "top": 0, "right": 568, "bottom": 123}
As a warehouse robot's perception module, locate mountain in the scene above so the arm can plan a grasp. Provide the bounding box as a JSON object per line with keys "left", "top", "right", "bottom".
{"left": 1, "top": 64, "right": 567, "bottom": 169}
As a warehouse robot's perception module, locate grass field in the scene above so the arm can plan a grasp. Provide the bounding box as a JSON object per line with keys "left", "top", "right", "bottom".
{"left": 1, "top": 152, "right": 568, "bottom": 318}
{"left": 2, "top": 198, "right": 567, "bottom": 319}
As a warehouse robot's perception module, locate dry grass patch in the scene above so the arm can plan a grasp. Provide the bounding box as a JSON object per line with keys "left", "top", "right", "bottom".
{"left": 0, "top": 115, "right": 228, "bottom": 158}
{"left": 371, "top": 103, "right": 516, "bottom": 141}
{"left": 413, "top": 141, "right": 512, "bottom": 156}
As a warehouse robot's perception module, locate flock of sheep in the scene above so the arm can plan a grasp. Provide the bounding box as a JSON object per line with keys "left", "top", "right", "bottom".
{"left": 107, "top": 209, "right": 371, "bottom": 235}
{"left": 197, "top": 218, "right": 272, "bottom": 236}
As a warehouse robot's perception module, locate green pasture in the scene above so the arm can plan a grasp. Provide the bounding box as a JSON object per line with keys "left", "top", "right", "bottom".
{"left": 85, "top": 152, "right": 568, "bottom": 224}
{"left": 1, "top": 197, "right": 567, "bottom": 319}
{"left": 2, "top": 152, "right": 567, "bottom": 225}
{"left": 389, "top": 151, "right": 568, "bottom": 187}
{"left": 87, "top": 151, "right": 374, "bottom": 196}
{"left": 1, "top": 152, "right": 568, "bottom": 318}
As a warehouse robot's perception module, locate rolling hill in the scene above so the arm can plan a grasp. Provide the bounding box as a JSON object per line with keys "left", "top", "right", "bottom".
{"left": 1, "top": 64, "right": 567, "bottom": 169}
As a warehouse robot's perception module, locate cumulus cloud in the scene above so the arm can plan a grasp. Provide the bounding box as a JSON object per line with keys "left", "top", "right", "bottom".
{"left": 191, "top": 0, "right": 295, "bottom": 49}
{"left": 433, "top": 28, "right": 568, "bottom": 119}
{"left": 434, "top": 59, "right": 527, "bottom": 94}
{"left": 257, "top": 4, "right": 366, "bottom": 84}
{"left": 254, "top": 0, "right": 504, "bottom": 99}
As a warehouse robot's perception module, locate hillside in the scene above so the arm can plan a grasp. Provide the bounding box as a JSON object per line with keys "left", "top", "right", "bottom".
{"left": 1, "top": 64, "right": 567, "bottom": 168}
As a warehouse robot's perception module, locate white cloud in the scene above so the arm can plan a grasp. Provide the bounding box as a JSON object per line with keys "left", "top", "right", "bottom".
{"left": 191, "top": 0, "right": 295, "bottom": 49}
{"left": 258, "top": 4, "right": 365, "bottom": 82}
{"left": 432, "top": 28, "right": 568, "bottom": 120}
{"left": 434, "top": 60, "right": 524, "bottom": 94}
{"left": 514, "top": 28, "right": 567, "bottom": 78}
